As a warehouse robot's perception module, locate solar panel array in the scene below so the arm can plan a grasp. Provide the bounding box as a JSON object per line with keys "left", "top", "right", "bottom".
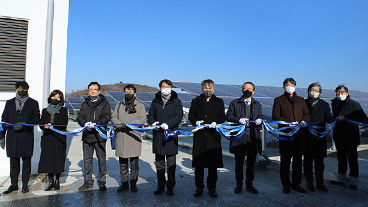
{"left": 66, "top": 95, "right": 118, "bottom": 112}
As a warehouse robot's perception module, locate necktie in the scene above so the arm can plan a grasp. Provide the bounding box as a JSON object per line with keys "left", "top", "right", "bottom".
{"left": 246, "top": 101, "right": 250, "bottom": 106}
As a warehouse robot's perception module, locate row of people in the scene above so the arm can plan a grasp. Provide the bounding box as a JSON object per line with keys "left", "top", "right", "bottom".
{"left": 1, "top": 79, "right": 366, "bottom": 198}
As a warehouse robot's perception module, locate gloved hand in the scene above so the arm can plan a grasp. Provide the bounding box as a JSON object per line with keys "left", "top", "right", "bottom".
{"left": 0, "top": 138, "right": 5, "bottom": 150}
{"left": 152, "top": 121, "right": 159, "bottom": 126}
{"left": 84, "top": 122, "right": 92, "bottom": 127}
{"left": 289, "top": 121, "right": 298, "bottom": 126}
{"left": 13, "top": 122, "right": 25, "bottom": 131}
{"left": 208, "top": 122, "right": 217, "bottom": 128}
{"left": 161, "top": 123, "right": 169, "bottom": 130}
{"left": 196, "top": 120, "right": 204, "bottom": 126}
{"left": 300, "top": 121, "right": 308, "bottom": 128}
{"left": 255, "top": 119, "right": 263, "bottom": 125}
{"left": 239, "top": 118, "right": 249, "bottom": 125}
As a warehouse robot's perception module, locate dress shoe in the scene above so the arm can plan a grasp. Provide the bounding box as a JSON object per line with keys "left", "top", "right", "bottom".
{"left": 131, "top": 185, "right": 138, "bottom": 192}
{"left": 3, "top": 185, "right": 18, "bottom": 194}
{"left": 307, "top": 184, "right": 315, "bottom": 192}
{"left": 117, "top": 184, "right": 129, "bottom": 192}
{"left": 349, "top": 184, "right": 358, "bottom": 190}
{"left": 22, "top": 185, "right": 29, "bottom": 193}
{"left": 194, "top": 188, "right": 203, "bottom": 197}
{"left": 234, "top": 186, "right": 242, "bottom": 194}
{"left": 292, "top": 185, "right": 307, "bottom": 193}
{"left": 316, "top": 184, "right": 328, "bottom": 192}
{"left": 282, "top": 187, "right": 290, "bottom": 194}
{"left": 99, "top": 182, "right": 107, "bottom": 191}
{"left": 153, "top": 188, "right": 164, "bottom": 195}
{"left": 246, "top": 185, "right": 258, "bottom": 194}
{"left": 78, "top": 182, "right": 93, "bottom": 191}
{"left": 54, "top": 178, "right": 60, "bottom": 190}
{"left": 209, "top": 190, "right": 217, "bottom": 198}
{"left": 166, "top": 188, "right": 174, "bottom": 196}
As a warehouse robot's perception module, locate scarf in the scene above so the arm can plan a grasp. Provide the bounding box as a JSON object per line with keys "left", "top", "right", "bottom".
{"left": 286, "top": 92, "right": 298, "bottom": 105}
{"left": 125, "top": 97, "right": 137, "bottom": 114}
{"left": 15, "top": 93, "right": 29, "bottom": 112}
{"left": 162, "top": 93, "right": 171, "bottom": 107}
{"left": 46, "top": 104, "right": 62, "bottom": 123}
{"left": 307, "top": 97, "right": 320, "bottom": 109}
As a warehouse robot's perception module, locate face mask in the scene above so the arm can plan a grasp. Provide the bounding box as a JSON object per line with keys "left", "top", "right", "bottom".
{"left": 309, "top": 91, "right": 319, "bottom": 99}
{"left": 50, "top": 99, "right": 60, "bottom": 105}
{"left": 203, "top": 90, "right": 213, "bottom": 97}
{"left": 161, "top": 88, "right": 171, "bottom": 96}
{"left": 285, "top": 86, "right": 295, "bottom": 94}
{"left": 17, "top": 90, "right": 28, "bottom": 97}
{"left": 337, "top": 94, "right": 347, "bottom": 101}
{"left": 125, "top": 93, "right": 134, "bottom": 101}
{"left": 243, "top": 90, "right": 252, "bottom": 98}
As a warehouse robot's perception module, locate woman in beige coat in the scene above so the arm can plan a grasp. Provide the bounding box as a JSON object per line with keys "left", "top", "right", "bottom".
{"left": 111, "top": 85, "right": 146, "bottom": 192}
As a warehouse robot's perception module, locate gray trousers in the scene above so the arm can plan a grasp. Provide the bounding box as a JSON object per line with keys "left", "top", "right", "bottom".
{"left": 83, "top": 142, "right": 106, "bottom": 184}
{"left": 119, "top": 157, "right": 139, "bottom": 185}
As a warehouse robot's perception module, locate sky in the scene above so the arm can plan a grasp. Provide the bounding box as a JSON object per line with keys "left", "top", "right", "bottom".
{"left": 66, "top": 0, "right": 368, "bottom": 93}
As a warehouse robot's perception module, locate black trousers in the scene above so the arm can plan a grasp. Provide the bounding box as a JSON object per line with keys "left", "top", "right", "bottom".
{"left": 336, "top": 145, "right": 359, "bottom": 177}
{"left": 195, "top": 167, "right": 218, "bottom": 191}
{"left": 155, "top": 154, "right": 176, "bottom": 190}
{"left": 303, "top": 156, "right": 325, "bottom": 185}
{"left": 234, "top": 142, "right": 257, "bottom": 187}
{"left": 119, "top": 157, "right": 139, "bottom": 185}
{"left": 83, "top": 142, "right": 106, "bottom": 184}
{"left": 10, "top": 157, "right": 31, "bottom": 186}
{"left": 280, "top": 154, "right": 302, "bottom": 188}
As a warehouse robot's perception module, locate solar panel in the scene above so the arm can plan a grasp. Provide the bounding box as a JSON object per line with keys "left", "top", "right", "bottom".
{"left": 64, "top": 103, "right": 73, "bottom": 109}
{"left": 70, "top": 103, "right": 82, "bottom": 110}
{"left": 67, "top": 98, "right": 83, "bottom": 103}
{"left": 107, "top": 91, "right": 124, "bottom": 102}
{"left": 105, "top": 96, "right": 116, "bottom": 102}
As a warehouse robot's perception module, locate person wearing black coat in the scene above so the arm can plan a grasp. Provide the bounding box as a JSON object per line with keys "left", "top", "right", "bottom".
{"left": 147, "top": 79, "right": 183, "bottom": 196}
{"left": 303, "top": 83, "right": 332, "bottom": 192}
{"left": 38, "top": 90, "right": 68, "bottom": 191}
{"left": 1, "top": 81, "right": 40, "bottom": 194}
{"left": 77, "top": 82, "right": 111, "bottom": 191}
{"left": 226, "top": 82, "right": 263, "bottom": 195}
{"left": 330, "top": 85, "right": 368, "bottom": 190}
{"left": 188, "top": 79, "right": 226, "bottom": 198}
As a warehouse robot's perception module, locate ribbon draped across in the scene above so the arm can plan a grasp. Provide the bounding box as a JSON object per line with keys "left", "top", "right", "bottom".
{"left": 0, "top": 118, "right": 366, "bottom": 141}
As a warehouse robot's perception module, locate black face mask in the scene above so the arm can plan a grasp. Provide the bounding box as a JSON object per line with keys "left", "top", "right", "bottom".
{"left": 17, "top": 90, "right": 28, "bottom": 97}
{"left": 203, "top": 90, "right": 213, "bottom": 97}
{"left": 50, "top": 99, "right": 60, "bottom": 105}
{"left": 125, "top": 94, "right": 134, "bottom": 101}
{"left": 243, "top": 90, "right": 252, "bottom": 98}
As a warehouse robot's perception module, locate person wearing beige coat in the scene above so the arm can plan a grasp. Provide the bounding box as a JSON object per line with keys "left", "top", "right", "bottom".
{"left": 111, "top": 85, "right": 146, "bottom": 192}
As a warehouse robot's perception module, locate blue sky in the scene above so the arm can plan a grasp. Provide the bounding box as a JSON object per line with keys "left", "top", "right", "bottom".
{"left": 66, "top": 0, "right": 368, "bottom": 93}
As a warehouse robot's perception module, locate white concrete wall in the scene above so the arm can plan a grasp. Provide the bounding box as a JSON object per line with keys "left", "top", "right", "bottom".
{"left": 0, "top": 0, "right": 69, "bottom": 177}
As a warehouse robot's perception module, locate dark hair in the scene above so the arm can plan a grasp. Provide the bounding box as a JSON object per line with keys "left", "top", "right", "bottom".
{"left": 159, "top": 79, "right": 173, "bottom": 88}
{"left": 242, "top": 81, "right": 255, "bottom": 91}
{"left": 308, "top": 82, "right": 322, "bottom": 93}
{"left": 15, "top": 81, "right": 29, "bottom": 90}
{"left": 88, "top": 82, "right": 100, "bottom": 90}
{"left": 124, "top": 84, "right": 136, "bottom": 93}
{"left": 201, "top": 79, "right": 215, "bottom": 88}
{"left": 283, "top": 78, "right": 296, "bottom": 86}
{"left": 335, "top": 84, "right": 348, "bottom": 93}
{"left": 48, "top": 89, "right": 65, "bottom": 106}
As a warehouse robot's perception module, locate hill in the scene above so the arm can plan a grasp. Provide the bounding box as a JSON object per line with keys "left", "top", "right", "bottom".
{"left": 66, "top": 82, "right": 158, "bottom": 98}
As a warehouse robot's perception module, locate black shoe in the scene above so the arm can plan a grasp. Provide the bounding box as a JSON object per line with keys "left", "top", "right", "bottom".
{"left": 54, "top": 178, "right": 60, "bottom": 190}
{"left": 316, "top": 184, "right": 328, "bottom": 192}
{"left": 154, "top": 188, "right": 164, "bottom": 195}
{"left": 329, "top": 180, "right": 345, "bottom": 185}
{"left": 131, "top": 185, "right": 138, "bottom": 192}
{"left": 234, "top": 186, "right": 242, "bottom": 194}
{"left": 307, "top": 184, "right": 315, "bottom": 192}
{"left": 22, "top": 185, "right": 29, "bottom": 193}
{"left": 3, "top": 185, "right": 18, "bottom": 194}
{"left": 78, "top": 182, "right": 93, "bottom": 191}
{"left": 349, "top": 184, "right": 358, "bottom": 190}
{"left": 194, "top": 188, "right": 203, "bottom": 197}
{"left": 117, "top": 183, "right": 129, "bottom": 192}
{"left": 166, "top": 188, "right": 174, "bottom": 196}
{"left": 282, "top": 187, "right": 290, "bottom": 194}
{"left": 45, "top": 180, "right": 55, "bottom": 191}
{"left": 209, "top": 190, "right": 217, "bottom": 198}
{"left": 246, "top": 185, "right": 258, "bottom": 194}
{"left": 292, "top": 185, "right": 307, "bottom": 193}
{"left": 99, "top": 182, "right": 107, "bottom": 191}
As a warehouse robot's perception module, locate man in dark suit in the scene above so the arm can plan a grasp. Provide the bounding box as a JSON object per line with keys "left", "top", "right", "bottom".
{"left": 1, "top": 81, "right": 40, "bottom": 194}
{"left": 226, "top": 82, "right": 263, "bottom": 194}
{"left": 188, "top": 79, "right": 226, "bottom": 198}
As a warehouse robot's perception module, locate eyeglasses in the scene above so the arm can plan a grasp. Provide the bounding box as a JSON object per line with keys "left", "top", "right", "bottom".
{"left": 89, "top": 89, "right": 99, "bottom": 91}
{"left": 336, "top": 91, "right": 346, "bottom": 95}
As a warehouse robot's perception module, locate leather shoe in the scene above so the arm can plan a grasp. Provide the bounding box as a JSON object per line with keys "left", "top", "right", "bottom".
{"left": 153, "top": 188, "right": 164, "bottom": 195}
{"left": 166, "top": 188, "right": 174, "bottom": 196}
{"left": 3, "top": 185, "right": 18, "bottom": 194}
{"left": 234, "top": 186, "right": 242, "bottom": 194}
{"left": 292, "top": 185, "right": 307, "bottom": 193}
{"left": 209, "top": 190, "right": 217, "bottom": 198}
{"left": 22, "top": 185, "right": 29, "bottom": 193}
{"left": 117, "top": 184, "right": 129, "bottom": 192}
{"left": 316, "top": 184, "right": 328, "bottom": 192}
{"left": 194, "top": 188, "right": 203, "bottom": 197}
{"left": 131, "top": 185, "right": 138, "bottom": 192}
{"left": 282, "top": 187, "right": 290, "bottom": 194}
{"left": 307, "top": 184, "right": 315, "bottom": 192}
{"left": 54, "top": 178, "right": 60, "bottom": 190}
{"left": 99, "top": 182, "right": 107, "bottom": 191}
{"left": 246, "top": 185, "right": 258, "bottom": 194}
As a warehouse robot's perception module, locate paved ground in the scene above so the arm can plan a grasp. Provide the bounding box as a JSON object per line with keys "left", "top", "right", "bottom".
{"left": 0, "top": 122, "right": 368, "bottom": 207}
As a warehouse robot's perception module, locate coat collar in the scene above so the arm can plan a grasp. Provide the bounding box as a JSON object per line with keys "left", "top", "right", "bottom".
{"left": 154, "top": 90, "right": 178, "bottom": 104}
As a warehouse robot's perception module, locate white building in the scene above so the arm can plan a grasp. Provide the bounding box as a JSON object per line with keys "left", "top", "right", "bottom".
{"left": 0, "top": 0, "right": 70, "bottom": 176}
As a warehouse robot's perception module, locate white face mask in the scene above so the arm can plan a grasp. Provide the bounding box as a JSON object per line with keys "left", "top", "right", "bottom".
{"left": 337, "top": 94, "right": 347, "bottom": 101}
{"left": 161, "top": 88, "right": 171, "bottom": 96}
{"left": 309, "top": 91, "right": 320, "bottom": 99}
{"left": 285, "top": 86, "right": 295, "bottom": 94}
